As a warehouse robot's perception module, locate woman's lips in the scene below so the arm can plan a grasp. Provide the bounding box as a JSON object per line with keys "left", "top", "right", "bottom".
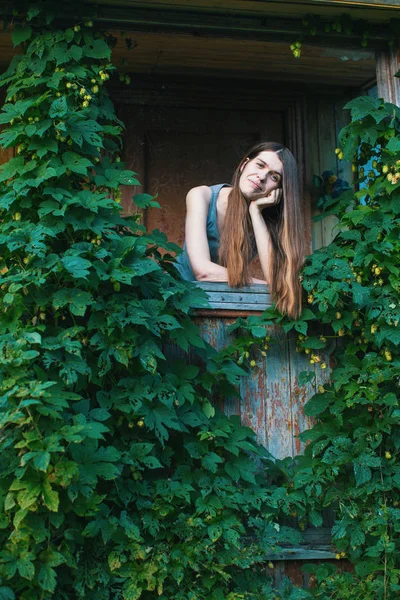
{"left": 249, "top": 180, "right": 262, "bottom": 191}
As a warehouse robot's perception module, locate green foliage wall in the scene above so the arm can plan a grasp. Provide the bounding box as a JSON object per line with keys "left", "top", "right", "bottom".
{"left": 0, "top": 6, "right": 301, "bottom": 600}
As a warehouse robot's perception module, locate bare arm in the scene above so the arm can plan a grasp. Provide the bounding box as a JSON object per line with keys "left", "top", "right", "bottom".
{"left": 249, "top": 188, "right": 282, "bottom": 285}
{"left": 185, "top": 186, "right": 229, "bottom": 281}
{"left": 185, "top": 186, "right": 265, "bottom": 283}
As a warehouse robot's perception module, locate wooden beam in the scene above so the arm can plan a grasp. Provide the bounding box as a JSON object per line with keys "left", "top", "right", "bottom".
{"left": 376, "top": 46, "right": 400, "bottom": 105}
{"left": 84, "top": 5, "right": 392, "bottom": 50}
{"left": 91, "top": 0, "right": 400, "bottom": 21}
{"left": 311, "top": 0, "right": 400, "bottom": 7}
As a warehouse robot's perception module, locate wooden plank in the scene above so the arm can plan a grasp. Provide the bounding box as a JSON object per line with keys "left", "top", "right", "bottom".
{"left": 265, "top": 547, "right": 335, "bottom": 560}
{"left": 307, "top": 94, "right": 324, "bottom": 252}
{"left": 88, "top": 2, "right": 399, "bottom": 48}
{"left": 319, "top": 96, "right": 338, "bottom": 250}
{"left": 189, "top": 285, "right": 271, "bottom": 311}
{"left": 288, "top": 337, "right": 317, "bottom": 456}
{"left": 196, "top": 282, "right": 270, "bottom": 294}
{"left": 310, "top": 90, "right": 356, "bottom": 252}
{"left": 194, "top": 309, "right": 264, "bottom": 317}
{"left": 198, "top": 302, "right": 269, "bottom": 310}
{"left": 94, "top": 0, "right": 400, "bottom": 19}
{"left": 272, "top": 561, "right": 286, "bottom": 588}
{"left": 317, "top": 95, "right": 340, "bottom": 248}
{"left": 108, "top": 32, "right": 376, "bottom": 87}
{"left": 376, "top": 47, "right": 400, "bottom": 105}
{"left": 335, "top": 92, "right": 354, "bottom": 185}
{"left": 264, "top": 326, "right": 293, "bottom": 459}
{"left": 240, "top": 359, "right": 269, "bottom": 448}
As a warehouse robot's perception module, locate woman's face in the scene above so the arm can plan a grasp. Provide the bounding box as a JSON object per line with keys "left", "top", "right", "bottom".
{"left": 238, "top": 150, "right": 283, "bottom": 201}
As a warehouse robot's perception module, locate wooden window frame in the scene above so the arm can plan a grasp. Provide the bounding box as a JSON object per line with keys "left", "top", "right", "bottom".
{"left": 192, "top": 282, "right": 271, "bottom": 317}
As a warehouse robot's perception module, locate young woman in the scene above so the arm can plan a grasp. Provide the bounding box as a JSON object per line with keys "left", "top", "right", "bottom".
{"left": 175, "top": 142, "right": 305, "bottom": 319}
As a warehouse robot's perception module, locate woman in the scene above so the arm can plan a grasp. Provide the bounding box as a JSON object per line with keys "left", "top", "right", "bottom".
{"left": 175, "top": 142, "right": 305, "bottom": 319}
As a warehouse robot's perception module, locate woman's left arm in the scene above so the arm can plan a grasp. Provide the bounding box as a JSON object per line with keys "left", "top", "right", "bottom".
{"left": 249, "top": 188, "right": 282, "bottom": 284}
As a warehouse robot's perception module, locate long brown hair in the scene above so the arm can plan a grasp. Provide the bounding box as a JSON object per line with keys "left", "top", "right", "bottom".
{"left": 218, "top": 142, "right": 305, "bottom": 319}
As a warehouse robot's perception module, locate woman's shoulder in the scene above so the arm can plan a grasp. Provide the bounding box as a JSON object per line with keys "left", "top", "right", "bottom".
{"left": 185, "top": 185, "right": 212, "bottom": 208}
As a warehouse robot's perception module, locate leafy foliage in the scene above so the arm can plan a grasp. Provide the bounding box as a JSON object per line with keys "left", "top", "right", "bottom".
{"left": 229, "top": 96, "right": 400, "bottom": 599}
{"left": 0, "top": 6, "right": 300, "bottom": 600}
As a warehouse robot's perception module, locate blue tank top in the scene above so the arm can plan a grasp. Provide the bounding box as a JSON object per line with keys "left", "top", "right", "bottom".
{"left": 175, "top": 183, "right": 230, "bottom": 281}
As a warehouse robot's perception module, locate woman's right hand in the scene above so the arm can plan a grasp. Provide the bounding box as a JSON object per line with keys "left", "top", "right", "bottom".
{"left": 249, "top": 188, "right": 282, "bottom": 212}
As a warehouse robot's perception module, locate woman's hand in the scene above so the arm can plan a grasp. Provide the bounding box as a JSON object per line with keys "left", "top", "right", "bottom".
{"left": 249, "top": 188, "right": 282, "bottom": 211}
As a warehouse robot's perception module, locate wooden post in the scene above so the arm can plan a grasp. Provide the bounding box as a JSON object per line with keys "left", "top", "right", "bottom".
{"left": 376, "top": 46, "right": 400, "bottom": 105}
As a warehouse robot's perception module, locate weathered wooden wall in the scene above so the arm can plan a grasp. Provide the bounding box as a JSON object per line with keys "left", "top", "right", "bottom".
{"left": 307, "top": 93, "right": 354, "bottom": 251}
{"left": 169, "top": 283, "right": 339, "bottom": 568}
{"left": 190, "top": 283, "right": 333, "bottom": 460}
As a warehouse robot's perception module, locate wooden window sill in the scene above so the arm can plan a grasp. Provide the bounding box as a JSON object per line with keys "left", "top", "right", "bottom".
{"left": 192, "top": 281, "right": 271, "bottom": 317}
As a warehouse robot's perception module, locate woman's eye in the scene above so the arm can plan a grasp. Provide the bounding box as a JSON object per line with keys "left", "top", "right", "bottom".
{"left": 271, "top": 174, "right": 279, "bottom": 182}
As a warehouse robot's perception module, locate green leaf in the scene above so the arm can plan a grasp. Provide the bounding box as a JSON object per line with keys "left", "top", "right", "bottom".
{"left": 353, "top": 461, "right": 371, "bottom": 486}
{"left": 208, "top": 525, "right": 223, "bottom": 542}
{"left": 386, "top": 136, "right": 400, "bottom": 153}
{"left": 304, "top": 393, "right": 331, "bottom": 417}
{"left": 12, "top": 25, "right": 33, "bottom": 47}
{"left": 202, "top": 401, "right": 215, "bottom": 419}
{"left": 61, "top": 255, "right": 92, "bottom": 279}
{"left": 294, "top": 321, "right": 308, "bottom": 335}
{"left": 38, "top": 564, "right": 57, "bottom": 593}
{"left": 133, "top": 193, "right": 160, "bottom": 209}
{"left": 33, "top": 451, "right": 51, "bottom": 472}
{"left": 202, "top": 452, "right": 224, "bottom": 473}
{"left": 17, "top": 552, "right": 35, "bottom": 580}
{"left": 62, "top": 151, "right": 93, "bottom": 175}
{"left": 49, "top": 96, "right": 68, "bottom": 118}
{"left": 250, "top": 325, "right": 267, "bottom": 338}
{"left": 69, "top": 45, "right": 83, "bottom": 62}
{"left": 83, "top": 39, "right": 112, "bottom": 59}
{"left": 89, "top": 408, "right": 111, "bottom": 421}
{"left": 141, "top": 456, "right": 162, "bottom": 469}
{"left": 68, "top": 119, "right": 103, "bottom": 147}
{"left": 344, "top": 95, "right": 379, "bottom": 120}
{"left": 28, "top": 138, "right": 58, "bottom": 158}
{"left": 42, "top": 481, "right": 59, "bottom": 511}
{"left": 350, "top": 526, "right": 365, "bottom": 547}
{"left": 13, "top": 508, "right": 28, "bottom": 529}
{"left": 0, "top": 587, "right": 15, "bottom": 600}
{"left": 309, "top": 509, "right": 323, "bottom": 528}
{"left": 0, "top": 156, "right": 24, "bottom": 182}
{"left": 123, "top": 580, "right": 141, "bottom": 600}
{"left": 53, "top": 288, "right": 93, "bottom": 316}
{"left": 120, "top": 511, "right": 141, "bottom": 540}
{"left": 298, "top": 371, "right": 315, "bottom": 385}
{"left": 27, "top": 7, "right": 40, "bottom": 20}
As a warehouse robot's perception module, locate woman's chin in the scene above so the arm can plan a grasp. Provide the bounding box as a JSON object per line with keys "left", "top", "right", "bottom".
{"left": 241, "top": 187, "right": 260, "bottom": 202}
